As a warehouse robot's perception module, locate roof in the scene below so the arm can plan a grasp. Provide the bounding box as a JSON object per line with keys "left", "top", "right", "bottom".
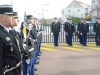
{"left": 75, "top": 0, "right": 91, "bottom": 7}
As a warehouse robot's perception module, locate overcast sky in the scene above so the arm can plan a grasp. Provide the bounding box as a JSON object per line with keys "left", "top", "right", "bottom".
{"left": 0, "top": 0, "right": 91, "bottom": 19}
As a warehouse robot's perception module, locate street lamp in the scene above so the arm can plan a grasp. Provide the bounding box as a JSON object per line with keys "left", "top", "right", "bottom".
{"left": 32, "top": 10, "right": 36, "bottom": 25}
{"left": 11, "top": 0, "right": 13, "bottom": 5}
{"left": 38, "top": 13, "right": 43, "bottom": 18}
{"left": 42, "top": 4, "right": 49, "bottom": 25}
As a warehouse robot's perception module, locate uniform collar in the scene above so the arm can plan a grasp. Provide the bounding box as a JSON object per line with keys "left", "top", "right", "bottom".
{"left": 0, "top": 24, "right": 9, "bottom": 32}
{"left": 98, "top": 22, "right": 100, "bottom": 24}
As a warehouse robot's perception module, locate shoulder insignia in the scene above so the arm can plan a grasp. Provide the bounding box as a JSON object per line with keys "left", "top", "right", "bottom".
{"left": 6, "top": 37, "right": 10, "bottom": 41}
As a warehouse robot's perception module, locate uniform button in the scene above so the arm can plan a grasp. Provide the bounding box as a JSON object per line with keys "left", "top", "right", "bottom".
{"left": 10, "top": 43, "right": 12, "bottom": 45}
{"left": 7, "top": 65, "right": 9, "bottom": 67}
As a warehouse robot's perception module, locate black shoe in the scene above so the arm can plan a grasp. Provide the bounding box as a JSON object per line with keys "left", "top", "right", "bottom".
{"left": 37, "top": 57, "right": 40, "bottom": 60}
{"left": 40, "top": 51, "right": 42, "bottom": 53}
{"left": 96, "top": 44, "right": 99, "bottom": 46}
{"left": 34, "top": 60, "right": 40, "bottom": 64}
{"left": 34, "top": 67, "right": 37, "bottom": 71}
{"left": 38, "top": 53, "right": 41, "bottom": 56}
{"left": 34, "top": 74, "right": 39, "bottom": 75}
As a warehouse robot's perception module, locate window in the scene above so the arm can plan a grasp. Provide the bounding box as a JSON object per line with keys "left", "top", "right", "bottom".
{"left": 65, "top": 15, "right": 67, "bottom": 18}
{"left": 68, "top": 15, "right": 70, "bottom": 18}
{"left": 62, "top": 10, "right": 64, "bottom": 15}
{"left": 62, "top": 20, "right": 64, "bottom": 24}
{"left": 81, "top": 14, "right": 83, "bottom": 18}
{"left": 78, "top": 9, "right": 80, "bottom": 12}
{"left": 68, "top": 10, "right": 70, "bottom": 12}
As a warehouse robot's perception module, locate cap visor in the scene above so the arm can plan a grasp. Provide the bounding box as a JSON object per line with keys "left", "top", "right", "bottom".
{"left": 4, "top": 12, "right": 13, "bottom": 15}
{"left": 14, "top": 16, "right": 18, "bottom": 18}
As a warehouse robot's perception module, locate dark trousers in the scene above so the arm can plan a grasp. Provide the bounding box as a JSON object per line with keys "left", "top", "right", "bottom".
{"left": 66, "top": 34, "right": 68, "bottom": 44}
{"left": 23, "top": 58, "right": 34, "bottom": 75}
{"left": 82, "top": 33, "right": 87, "bottom": 46}
{"left": 67, "top": 33, "right": 73, "bottom": 45}
{"left": 53, "top": 34, "right": 59, "bottom": 46}
{"left": 95, "top": 33, "right": 100, "bottom": 45}
{"left": 78, "top": 33, "right": 82, "bottom": 44}
{"left": 5, "top": 65, "right": 21, "bottom": 75}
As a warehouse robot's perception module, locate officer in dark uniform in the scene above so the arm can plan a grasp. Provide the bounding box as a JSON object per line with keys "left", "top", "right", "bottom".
{"left": 26, "top": 15, "right": 39, "bottom": 75}
{"left": 35, "top": 20, "right": 42, "bottom": 56}
{"left": 51, "top": 17, "right": 60, "bottom": 47}
{"left": 93, "top": 17, "right": 100, "bottom": 46}
{"left": 66, "top": 18, "right": 75, "bottom": 46}
{"left": 77, "top": 18, "right": 83, "bottom": 44}
{"left": 0, "top": 5, "right": 21, "bottom": 75}
{"left": 10, "top": 12, "right": 31, "bottom": 75}
{"left": 64, "top": 18, "right": 69, "bottom": 44}
{"left": 38, "top": 22, "right": 43, "bottom": 54}
{"left": 80, "top": 18, "right": 89, "bottom": 46}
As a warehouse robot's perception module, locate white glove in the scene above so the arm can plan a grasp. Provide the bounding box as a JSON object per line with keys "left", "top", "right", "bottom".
{"left": 78, "top": 31, "right": 79, "bottom": 33}
{"left": 23, "top": 44, "right": 26, "bottom": 50}
{"left": 35, "top": 39, "right": 37, "bottom": 42}
{"left": 26, "top": 59, "right": 30, "bottom": 64}
{"left": 38, "top": 32, "right": 40, "bottom": 34}
{"left": 80, "top": 33, "right": 82, "bottom": 35}
{"left": 92, "top": 32, "right": 96, "bottom": 34}
{"left": 66, "top": 33, "right": 68, "bottom": 35}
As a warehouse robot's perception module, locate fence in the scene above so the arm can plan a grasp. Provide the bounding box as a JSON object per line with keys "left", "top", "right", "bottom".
{"left": 42, "top": 24, "right": 95, "bottom": 43}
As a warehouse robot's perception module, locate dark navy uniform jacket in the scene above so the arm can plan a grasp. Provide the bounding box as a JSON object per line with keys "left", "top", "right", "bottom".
{"left": 51, "top": 22, "right": 60, "bottom": 34}
{"left": 0, "top": 25, "right": 21, "bottom": 75}
{"left": 80, "top": 23, "right": 89, "bottom": 33}
{"left": 64, "top": 22, "right": 68, "bottom": 32}
{"left": 65, "top": 23, "right": 75, "bottom": 33}
{"left": 93, "top": 22, "right": 100, "bottom": 34}
{"left": 78, "top": 22, "right": 82, "bottom": 32}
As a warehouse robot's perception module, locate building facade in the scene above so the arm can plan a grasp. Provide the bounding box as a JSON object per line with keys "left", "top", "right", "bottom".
{"left": 62, "top": 0, "right": 91, "bottom": 23}
{"left": 91, "top": 0, "right": 100, "bottom": 22}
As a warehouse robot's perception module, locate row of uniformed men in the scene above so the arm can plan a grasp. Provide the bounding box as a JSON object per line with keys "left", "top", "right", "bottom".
{"left": 51, "top": 17, "right": 76, "bottom": 46}
{"left": 78, "top": 17, "right": 100, "bottom": 46}
{"left": 51, "top": 17, "right": 75, "bottom": 46}
{"left": 21, "top": 15, "right": 42, "bottom": 75}
{"left": 51, "top": 17, "right": 97, "bottom": 46}
{"left": 64, "top": 18, "right": 89, "bottom": 46}
{"left": 51, "top": 18, "right": 100, "bottom": 46}
{"left": 0, "top": 5, "right": 42, "bottom": 75}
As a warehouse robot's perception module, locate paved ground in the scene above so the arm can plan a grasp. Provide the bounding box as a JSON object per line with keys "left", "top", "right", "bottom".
{"left": 36, "top": 43, "right": 100, "bottom": 75}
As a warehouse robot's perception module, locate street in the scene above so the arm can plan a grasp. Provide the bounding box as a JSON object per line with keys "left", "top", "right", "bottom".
{"left": 36, "top": 43, "right": 100, "bottom": 75}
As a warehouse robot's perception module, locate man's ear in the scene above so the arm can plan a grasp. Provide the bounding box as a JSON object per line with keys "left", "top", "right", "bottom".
{"left": 0, "top": 14, "right": 5, "bottom": 21}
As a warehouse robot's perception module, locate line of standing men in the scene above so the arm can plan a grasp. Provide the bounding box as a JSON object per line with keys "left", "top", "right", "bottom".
{"left": 51, "top": 17, "right": 75, "bottom": 46}
{"left": 77, "top": 18, "right": 100, "bottom": 46}
{"left": 65, "top": 18, "right": 89, "bottom": 46}
{"left": 21, "top": 15, "right": 42, "bottom": 75}
{"left": 93, "top": 17, "right": 100, "bottom": 46}
{"left": 0, "top": 5, "right": 43, "bottom": 75}
{"left": 51, "top": 17, "right": 90, "bottom": 46}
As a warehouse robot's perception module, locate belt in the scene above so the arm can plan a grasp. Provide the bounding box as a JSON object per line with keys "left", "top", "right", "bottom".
{"left": 4, "top": 61, "right": 21, "bottom": 75}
